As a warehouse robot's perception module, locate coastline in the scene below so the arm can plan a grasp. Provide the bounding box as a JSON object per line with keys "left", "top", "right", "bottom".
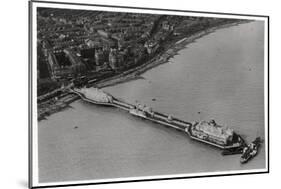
{"left": 38, "top": 20, "right": 250, "bottom": 121}
{"left": 94, "top": 20, "right": 250, "bottom": 89}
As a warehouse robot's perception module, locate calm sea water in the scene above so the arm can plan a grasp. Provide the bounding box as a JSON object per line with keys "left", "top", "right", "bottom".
{"left": 38, "top": 21, "right": 265, "bottom": 183}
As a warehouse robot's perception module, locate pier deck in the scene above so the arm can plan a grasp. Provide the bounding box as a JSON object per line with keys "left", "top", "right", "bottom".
{"left": 111, "top": 98, "right": 191, "bottom": 131}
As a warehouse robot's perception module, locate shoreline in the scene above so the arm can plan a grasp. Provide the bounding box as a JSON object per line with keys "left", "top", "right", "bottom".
{"left": 94, "top": 20, "right": 249, "bottom": 89}
{"left": 38, "top": 20, "right": 250, "bottom": 121}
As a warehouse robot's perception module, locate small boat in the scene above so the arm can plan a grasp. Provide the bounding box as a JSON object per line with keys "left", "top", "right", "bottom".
{"left": 240, "top": 137, "right": 261, "bottom": 164}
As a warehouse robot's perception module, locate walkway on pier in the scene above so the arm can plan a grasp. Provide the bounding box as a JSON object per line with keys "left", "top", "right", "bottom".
{"left": 112, "top": 98, "right": 191, "bottom": 127}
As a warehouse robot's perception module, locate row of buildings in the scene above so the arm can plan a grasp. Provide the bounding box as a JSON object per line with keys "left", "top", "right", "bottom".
{"left": 37, "top": 7, "right": 227, "bottom": 93}
{"left": 37, "top": 8, "right": 166, "bottom": 82}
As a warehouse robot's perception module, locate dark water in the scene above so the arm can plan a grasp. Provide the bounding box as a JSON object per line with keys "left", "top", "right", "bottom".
{"left": 38, "top": 21, "right": 265, "bottom": 183}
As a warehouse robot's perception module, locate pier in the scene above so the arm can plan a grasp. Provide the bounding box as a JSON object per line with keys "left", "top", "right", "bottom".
{"left": 68, "top": 88, "right": 245, "bottom": 151}
{"left": 69, "top": 89, "right": 192, "bottom": 133}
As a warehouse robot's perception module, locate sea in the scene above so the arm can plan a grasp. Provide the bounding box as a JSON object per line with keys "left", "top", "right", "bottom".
{"left": 38, "top": 21, "right": 266, "bottom": 183}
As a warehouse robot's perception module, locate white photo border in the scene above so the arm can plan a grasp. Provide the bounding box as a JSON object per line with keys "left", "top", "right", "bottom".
{"left": 29, "top": 0, "right": 269, "bottom": 188}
